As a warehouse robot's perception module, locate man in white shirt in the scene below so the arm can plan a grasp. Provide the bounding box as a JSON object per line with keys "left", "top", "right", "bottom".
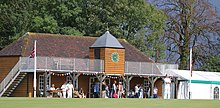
{"left": 66, "top": 81, "right": 74, "bottom": 98}
{"left": 134, "top": 84, "right": 139, "bottom": 98}
{"left": 164, "top": 74, "right": 171, "bottom": 99}
{"left": 61, "top": 82, "right": 67, "bottom": 98}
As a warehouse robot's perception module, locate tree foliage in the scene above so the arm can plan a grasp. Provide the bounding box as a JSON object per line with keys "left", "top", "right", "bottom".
{"left": 197, "top": 55, "right": 220, "bottom": 72}
{"left": 0, "top": 0, "right": 33, "bottom": 48}
{"left": 0, "top": 0, "right": 167, "bottom": 61}
{"left": 150, "top": 0, "right": 220, "bottom": 69}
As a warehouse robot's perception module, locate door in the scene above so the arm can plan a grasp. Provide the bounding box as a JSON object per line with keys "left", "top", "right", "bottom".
{"left": 214, "top": 86, "right": 219, "bottom": 100}
{"left": 89, "top": 77, "right": 97, "bottom": 98}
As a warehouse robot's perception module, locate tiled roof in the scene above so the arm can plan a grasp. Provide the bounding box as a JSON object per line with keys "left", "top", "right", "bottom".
{"left": 90, "top": 31, "right": 124, "bottom": 48}
{"left": 0, "top": 32, "right": 153, "bottom": 62}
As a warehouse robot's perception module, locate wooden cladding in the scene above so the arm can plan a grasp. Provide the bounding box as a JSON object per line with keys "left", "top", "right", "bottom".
{"left": 11, "top": 73, "right": 33, "bottom": 97}
{"left": 103, "top": 48, "right": 125, "bottom": 74}
{"left": 89, "top": 48, "right": 125, "bottom": 75}
{"left": 0, "top": 56, "right": 19, "bottom": 82}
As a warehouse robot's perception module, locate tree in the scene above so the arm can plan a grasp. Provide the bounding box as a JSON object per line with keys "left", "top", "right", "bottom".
{"left": 150, "top": 0, "right": 220, "bottom": 69}
{"left": 76, "top": 0, "right": 167, "bottom": 60}
{"left": 31, "top": 0, "right": 83, "bottom": 35}
{"left": 198, "top": 55, "right": 220, "bottom": 72}
{"left": 0, "top": 0, "right": 33, "bottom": 48}
{"left": 0, "top": 0, "right": 166, "bottom": 61}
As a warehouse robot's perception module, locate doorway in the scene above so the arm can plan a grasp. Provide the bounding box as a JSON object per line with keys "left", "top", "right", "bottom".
{"left": 214, "top": 86, "right": 219, "bottom": 100}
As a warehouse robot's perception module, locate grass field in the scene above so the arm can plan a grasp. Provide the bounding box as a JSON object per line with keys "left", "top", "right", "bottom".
{"left": 0, "top": 98, "right": 220, "bottom": 108}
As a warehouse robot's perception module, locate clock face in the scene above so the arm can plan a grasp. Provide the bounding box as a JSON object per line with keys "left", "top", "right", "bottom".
{"left": 111, "top": 52, "right": 119, "bottom": 62}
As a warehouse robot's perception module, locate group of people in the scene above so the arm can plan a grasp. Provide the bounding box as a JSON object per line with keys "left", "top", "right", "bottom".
{"left": 96, "top": 74, "right": 172, "bottom": 99}
{"left": 49, "top": 81, "right": 82, "bottom": 98}
{"left": 93, "top": 80, "right": 125, "bottom": 98}
{"left": 48, "top": 74, "right": 172, "bottom": 99}
{"left": 60, "top": 81, "right": 74, "bottom": 98}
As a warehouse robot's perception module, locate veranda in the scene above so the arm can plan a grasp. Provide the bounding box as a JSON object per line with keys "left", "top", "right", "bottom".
{"left": 0, "top": 57, "right": 178, "bottom": 97}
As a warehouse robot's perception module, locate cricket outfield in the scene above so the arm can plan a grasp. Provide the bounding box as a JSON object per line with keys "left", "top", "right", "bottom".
{"left": 0, "top": 98, "right": 220, "bottom": 108}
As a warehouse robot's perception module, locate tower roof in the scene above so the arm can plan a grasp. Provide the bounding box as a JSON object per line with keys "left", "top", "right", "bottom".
{"left": 90, "top": 31, "right": 124, "bottom": 48}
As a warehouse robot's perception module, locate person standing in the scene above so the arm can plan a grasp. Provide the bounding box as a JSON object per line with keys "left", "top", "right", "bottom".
{"left": 153, "top": 86, "right": 158, "bottom": 98}
{"left": 101, "top": 81, "right": 107, "bottom": 98}
{"left": 66, "top": 81, "right": 74, "bottom": 98}
{"left": 93, "top": 82, "right": 100, "bottom": 98}
{"left": 112, "top": 80, "right": 117, "bottom": 98}
{"left": 164, "top": 74, "right": 171, "bottom": 99}
{"left": 134, "top": 84, "right": 139, "bottom": 98}
{"left": 61, "top": 82, "right": 67, "bottom": 98}
{"left": 139, "top": 84, "right": 143, "bottom": 98}
{"left": 118, "top": 82, "right": 124, "bottom": 98}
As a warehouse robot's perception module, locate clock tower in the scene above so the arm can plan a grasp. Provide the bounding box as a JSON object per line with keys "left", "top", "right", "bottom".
{"left": 89, "top": 31, "right": 125, "bottom": 75}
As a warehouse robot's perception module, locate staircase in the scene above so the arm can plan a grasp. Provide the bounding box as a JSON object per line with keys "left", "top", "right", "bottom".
{"left": 0, "top": 60, "right": 21, "bottom": 97}
{"left": 1, "top": 72, "right": 27, "bottom": 97}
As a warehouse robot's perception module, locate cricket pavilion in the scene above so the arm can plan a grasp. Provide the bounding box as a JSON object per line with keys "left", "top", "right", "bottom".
{"left": 0, "top": 31, "right": 178, "bottom": 98}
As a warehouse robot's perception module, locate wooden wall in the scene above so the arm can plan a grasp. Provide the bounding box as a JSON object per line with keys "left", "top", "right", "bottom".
{"left": 89, "top": 48, "right": 125, "bottom": 74}
{"left": 51, "top": 75, "right": 66, "bottom": 89}
{"left": 78, "top": 75, "right": 90, "bottom": 96}
{"left": 0, "top": 56, "right": 19, "bottom": 82}
{"left": 89, "top": 49, "right": 94, "bottom": 59}
{"left": 11, "top": 73, "right": 33, "bottom": 97}
{"left": 102, "top": 48, "right": 125, "bottom": 74}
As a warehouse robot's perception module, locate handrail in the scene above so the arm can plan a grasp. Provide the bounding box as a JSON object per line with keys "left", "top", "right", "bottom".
{"left": 0, "top": 58, "right": 20, "bottom": 96}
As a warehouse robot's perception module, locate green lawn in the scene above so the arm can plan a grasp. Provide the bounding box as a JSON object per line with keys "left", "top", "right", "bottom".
{"left": 0, "top": 98, "right": 220, "bottom": 108}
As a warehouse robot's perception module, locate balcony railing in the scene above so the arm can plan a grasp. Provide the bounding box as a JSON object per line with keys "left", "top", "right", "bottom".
{"left": 125, "top": 61, "right": 178, "bottom": 76}
{"left": 19, "top": 57, "right": 178, "bottom": 76}
{"left": 20, "top": 57, "right": 104, "bottom": 73}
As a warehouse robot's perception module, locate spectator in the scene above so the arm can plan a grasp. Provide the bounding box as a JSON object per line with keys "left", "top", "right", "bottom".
{"left": 101, "top": 81, "right": 107, "bottom": 98}
{"left": 153, "top": 86, "right": 158, "bottom": 98}
{"left": 61, "top": 82, "right": 67, "bottom": 98}
{"left": 93, "top": 82, "right": 100, "bottom": 98}
{"left": 135, "top": 84, "right": 139, "bottom": 98}
{"left": 164, "top": 74, "right": 171, "bottom": 99}
{"left": 118, "top": 82, "right": 124, "bottom": 98}
{"left": 66, "top": 81, "right": 74, "bottom": 98}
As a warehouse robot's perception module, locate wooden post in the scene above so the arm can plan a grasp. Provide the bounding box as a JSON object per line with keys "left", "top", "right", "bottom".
{"left": 95, "top": 73, "right": 106, "bottom": 98}
{"left": 123, "top": 76, "right": 133, "bottom": 98}
{"left": 69, "top": 73, "right": 81, "bottom": 89}
{"left": 148, "top": 76, "right": 159, "bottom": 97}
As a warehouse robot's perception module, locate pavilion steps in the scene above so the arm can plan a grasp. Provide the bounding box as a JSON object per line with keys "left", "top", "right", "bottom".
{"left": 2, "top": 72, "right": 27, "bottom": 97}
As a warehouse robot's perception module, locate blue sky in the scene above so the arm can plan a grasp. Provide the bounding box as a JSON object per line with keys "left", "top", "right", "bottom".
{"left": 210, "top": 0, "right": 220, "bottom": 13}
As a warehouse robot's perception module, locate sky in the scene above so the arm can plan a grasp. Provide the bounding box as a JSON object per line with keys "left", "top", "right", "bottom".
{"left": 210, "top": 0, "right": 220, "bottom": 14}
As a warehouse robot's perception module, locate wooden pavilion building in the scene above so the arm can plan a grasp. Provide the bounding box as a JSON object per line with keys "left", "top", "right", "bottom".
{"left": 0, "top": 31, "right": 178, "bottom": 98}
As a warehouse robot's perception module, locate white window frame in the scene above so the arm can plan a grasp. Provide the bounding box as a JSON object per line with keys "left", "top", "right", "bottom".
{"left": 39, "top": 74, "right": 51, "bottom": 91}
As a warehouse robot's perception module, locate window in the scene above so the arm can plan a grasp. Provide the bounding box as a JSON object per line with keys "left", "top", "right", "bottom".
{"left": 39, "top": 75, "right": 44, "bottom": 91}
{"left": 94, "top": 48, "right": 100, "bottom": 59}
{"left": 144, "top": 79, "right": 150, "bottom": 93}
{"left": 39, "top": 74, "right": 51, "bottom": 91}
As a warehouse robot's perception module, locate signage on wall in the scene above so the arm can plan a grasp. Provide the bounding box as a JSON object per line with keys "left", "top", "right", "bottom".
{"left": 111, "top": 52, "right": 119, "bottom": 62}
